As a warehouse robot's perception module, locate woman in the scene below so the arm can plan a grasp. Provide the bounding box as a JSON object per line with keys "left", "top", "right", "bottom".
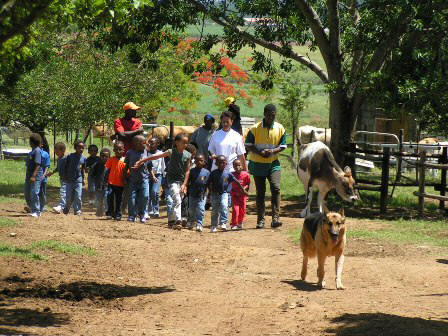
{"left": 208, "top": 111, "right": 247, "bottom": 172}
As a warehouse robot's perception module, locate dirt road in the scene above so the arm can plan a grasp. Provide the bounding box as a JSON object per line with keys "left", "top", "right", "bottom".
{"left": 1, "top": 202, "right": 447, "bottom": 335}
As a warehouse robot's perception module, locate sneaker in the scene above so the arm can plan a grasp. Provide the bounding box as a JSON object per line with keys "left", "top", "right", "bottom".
{"left": 231, "top": 225, "right": 239, "bottom": 231}
{"left": 24, "top": 206, "right": 31, "bottom": 213}
{"left": 238, "top": 224, "right": 243, "bottom": 230}
{"left": 52, "top": 206, "right": 62, "bottom": 214}
{"left": 196, "top": 225, "right": 203, "bottom": 232}
{"left": 115, "top": 216, "right": 122, "bottom": 221}
{"left": 29, "top": 212, "right": 40, "bottom": 218}
{"left": 256, "top": 220, "right": 265, "bottom": 229}
{"left": 144, "top": 212, "right": 150, "bottom": 220}
{"left": 152, "top": 213, "right": 160, "bottom": 218}
{"left": 220, "top": 223, "right": 227, "bottom": 231}
{"left": 74, "top": 211, "right": 82, "bottom": 216}
{"left": 128, "top": 217, "right": 136, "bottom": 222}
{"left": 271, "top": 220, "right": 283, "bottom": 228}
{"left": 106, "top": 215, "right": 113, "bottom": 220}
{"left": 140, "top": 217, "right": 147, "bottom": 224}
{"left": 210, "top": 226, "right": 218, "bottom": 233}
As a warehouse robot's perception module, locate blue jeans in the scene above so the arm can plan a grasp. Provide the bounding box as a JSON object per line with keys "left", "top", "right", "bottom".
{"left": 39, "top": 180, "right": 47, "bottom": 212}
{"left": 64, "top": 181, "right": 82, "bottom": 214}
{"left": 128, "top": 179, "right": 149, "bottom": 218}
{"left": 211, "top": 192, "right": 229, "bottom": 227}
{"left": 147, "top": 174, "right": 162, "bottom": 215}
{"left": 58, "top": 179, "right": 67, "bottom": 209}
{"left": 188, "top": 195, "right": 206, "bottom": 227}
{"left": 24, "top": 178, "right": 41, "bottom": 214}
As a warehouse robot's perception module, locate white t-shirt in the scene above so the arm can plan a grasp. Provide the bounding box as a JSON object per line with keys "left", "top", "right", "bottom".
{"left": 149, "top": 150, "right": 166, "bottom": 175}
{"left": 208, "top": 129, "right": 246, "bottom": 172}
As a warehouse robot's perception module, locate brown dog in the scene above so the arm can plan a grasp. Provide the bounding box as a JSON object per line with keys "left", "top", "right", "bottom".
{"left": 300, "top": 209, "right": 346, "bottom": 289}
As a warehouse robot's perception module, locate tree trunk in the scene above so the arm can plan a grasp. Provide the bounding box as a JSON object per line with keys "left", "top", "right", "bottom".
{"left": 329, "top": 89, "right": 353, "bottom": 165}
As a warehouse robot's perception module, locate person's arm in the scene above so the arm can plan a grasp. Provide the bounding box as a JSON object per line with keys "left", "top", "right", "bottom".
{"left": 30, "top": 149, "right": 42, "bottom": 182}
{"left": 232, "top": 175, "right": 249, "bottom": 196}
{"left": 180, "top": 159, "right": 191, "bottom": 194}
{"left": 133, "top": 151, "right": 169, "bottom": 169}
{"left": 262, "top": 130, "right": 287, "bottom": 157}
{"left": 81, "top": 159, "right": 86, "bottom": 186}
{"left": 30, "top": 164, "right": 40, "bottom": 182}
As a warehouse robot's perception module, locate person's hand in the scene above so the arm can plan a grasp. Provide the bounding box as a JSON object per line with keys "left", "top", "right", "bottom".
{"left": 133, "top": 160, "right": 143, "bottom": 169}
{"left": 46, "top": 171, "right": 53, "bottom": 177}
{"left": 260, "top": 149, "right": 271, "bottom": 158}
{"left": 180, "top": 184, "right": 187, "bottom": 194}
{"left": 152, "top": 176, "right": 159, "bottom": 183}
{"left": 30, "top": 176, "right": 36, "bottom": 182}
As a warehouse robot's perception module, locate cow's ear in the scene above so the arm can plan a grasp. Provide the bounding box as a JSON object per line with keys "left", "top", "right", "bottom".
{"left": 338, "top": 208, "right": 345, "bottom": 218}
{"left": 343, "top": 166, "right": 352, "bottom": 176}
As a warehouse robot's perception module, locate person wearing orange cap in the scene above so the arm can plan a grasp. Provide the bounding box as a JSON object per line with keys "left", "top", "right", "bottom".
{"left": 113, "top": 102, "right": 144, "bottom": 154}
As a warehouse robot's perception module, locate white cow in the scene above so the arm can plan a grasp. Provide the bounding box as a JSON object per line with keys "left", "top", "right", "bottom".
{"left": 297, "top": 141, "right": 358, "bottom": 217}
{"left": 297, "top": 125, "right": 331, "bottom": 146}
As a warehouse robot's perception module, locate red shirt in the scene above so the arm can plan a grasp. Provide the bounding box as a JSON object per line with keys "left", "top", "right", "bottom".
{"left": 231, "top": 171, "right": 250, "bottom": 198}
{"left": 114, "top": 117, "right": 143, "bottom": 153}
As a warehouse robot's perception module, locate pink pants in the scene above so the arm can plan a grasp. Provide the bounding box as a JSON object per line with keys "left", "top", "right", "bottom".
{"left": 231, "top": 194, "right": 247, "bottom": 226}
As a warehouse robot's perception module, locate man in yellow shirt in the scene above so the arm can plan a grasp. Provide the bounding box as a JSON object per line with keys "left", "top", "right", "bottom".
{"left": 245, "top": 104, "right": 286, "bottom": 229}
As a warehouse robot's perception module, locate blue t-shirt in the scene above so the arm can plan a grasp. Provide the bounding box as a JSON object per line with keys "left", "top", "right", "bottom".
{"left": 188, "top": 167, "right": 210, "bottom": 197}
{"left": 26, "top": 147, "right": 42, "bottom": 180}
{"left": 125, "top": 149, "right": 152, "bottom": 183}
{"left": 86, "top": 156, "right": 100, "bottom": 170}
{"left": 40, "top": 150, "right": 51, "bottom": 183}
{"left": 56, "top": 156, "right": 67, "bottom": 180}
{"left": 208, "top": 169, "right": 235, "bottom": 194}
{"left": 64, "top": 153, "right": 86, "bottom": 183}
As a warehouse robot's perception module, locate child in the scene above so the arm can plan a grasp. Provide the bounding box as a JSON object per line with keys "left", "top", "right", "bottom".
{"left": 146, "top": 137, "right": 165, "bottom": 219}
{"left": 208, "top": 155, "right": 248, "bottom": 232}
{"left": 230, "top": 159, "right": 250, "bottom": 230}
{"left": 187, "top": 154, "right": 210, "bottom": 232}
{"left": 133, "top": 133, "right": 191, "bottom": 230}
{"left": 63, "top": 140, "right": 86, "bottom": 215}
{"left": 105, "top": 141, "right": 126, "bottom": 220}
{"left": 86, "top": 144, "right": 100, "bottom": 205}
{"left": 90, "top": 147, "right": 111, "bottom": 217}
{"left": 24, "top": 133, "right": 43, "bottom": 218}
{"left": 46, "top": 142, "right": 67, "bottom": 214}
{"left": 180, "top": 144, "right": 197, "bottom": 227}
{"left": 39, "top": 146, "right": 51, "bottom": 213}
{"left": 124, "top": 135, "right": 151, "bottom": 223}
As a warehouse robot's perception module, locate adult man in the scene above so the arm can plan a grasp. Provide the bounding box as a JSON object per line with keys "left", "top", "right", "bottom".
{"left": 114, "top": 102, "right": 144, "bottom": 154}
{"left": 190, "top": 114, "right": 215, "bottom": 166}
{"left": 245, "top": 104, "right": 286, "bottom": 229}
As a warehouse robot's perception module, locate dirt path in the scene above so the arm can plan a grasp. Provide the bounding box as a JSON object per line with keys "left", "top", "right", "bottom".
{"left": 1, "top": 202, "right": 447, "bottom": 336}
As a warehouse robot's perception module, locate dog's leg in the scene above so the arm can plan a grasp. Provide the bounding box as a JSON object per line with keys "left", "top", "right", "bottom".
{"left": 301, "top": 255, "right": 308, "bottom": 280}
{"left": 317, "top": 252, "right": 326, "bottom": 289}
{"left": 335, "top": 252, "right": 345, "bottom": 290}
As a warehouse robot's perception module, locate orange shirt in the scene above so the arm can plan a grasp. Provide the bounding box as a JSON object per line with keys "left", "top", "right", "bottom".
{"left": 105, "top": 156, "right": 126, "bottom": 187}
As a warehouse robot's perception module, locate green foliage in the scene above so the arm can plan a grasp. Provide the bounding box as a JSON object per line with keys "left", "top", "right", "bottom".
{"left": 0, "top": 218, "right": 17, "bottom": 227}
{"left": 29, "top": 240, "right": 97, "bottom": 255}
{"left": 0, "top": 243, "right": 45, "bottom": 260}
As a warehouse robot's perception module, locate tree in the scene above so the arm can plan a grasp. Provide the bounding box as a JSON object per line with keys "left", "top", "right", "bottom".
{"left": 176, "top": 0, "right": 448, "bottom": 162}
{"left": 278, "top": 67, "right": 311, "bottom": 164}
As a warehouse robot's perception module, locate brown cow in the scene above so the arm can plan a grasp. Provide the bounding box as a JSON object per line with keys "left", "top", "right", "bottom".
{"left": 147, "top": 125, "right": 198, "bottom": 144}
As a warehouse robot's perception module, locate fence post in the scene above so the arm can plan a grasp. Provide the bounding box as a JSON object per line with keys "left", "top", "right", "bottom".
{"left": 397, "top": 129, "right": 404, "bottom": 182}
{"left": 418, "top": 151, "right": 426, "bottom": 216}
{"left": 439, "top": 147, "right": 447, "bottom": 211}
{"left": 380, "top": 147, "right": 390, "bottom": 214}
{"left": 53, "top": 120, "right": 56, "bottom": 163}
{"left": 348, "top": 142, "right": 357, "bottom": 181}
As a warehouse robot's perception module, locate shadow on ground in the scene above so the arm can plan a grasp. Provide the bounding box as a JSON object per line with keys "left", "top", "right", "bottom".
{"left": 281, "top": 279, "right": 321, "bottom": 292}
{"left": 0, "top": 280, "right": 175, "bottom": 302}
{"left": 436, "top": 258, "right": 448, "bottom": 265}
{"left": 326, "top": 312, "right": 448, "bottom": 336}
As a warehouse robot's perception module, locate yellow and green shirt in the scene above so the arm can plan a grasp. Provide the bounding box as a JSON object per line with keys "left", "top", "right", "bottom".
{"left": 245, "top": 120, "right": 287, "bottom": 176}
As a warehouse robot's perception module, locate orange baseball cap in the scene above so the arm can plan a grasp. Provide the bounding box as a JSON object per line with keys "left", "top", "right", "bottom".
{"left": 122, "top": 102, "right": 141, "bottom": 111}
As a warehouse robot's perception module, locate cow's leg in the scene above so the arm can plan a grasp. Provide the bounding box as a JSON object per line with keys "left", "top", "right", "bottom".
{"left": 317, "top": 251, "right": 327, "bottom": 288}
{"left": 335, "top": 252, "right": 345, "bottom": 290}
{"left": 317, "top": 188, "right": 330, "bottom": 214}
{"left": 301, "top": 254, "right": 308, "bottom": 280}
{"left": 300, "top": 180, "right": 313, "bottom": 218}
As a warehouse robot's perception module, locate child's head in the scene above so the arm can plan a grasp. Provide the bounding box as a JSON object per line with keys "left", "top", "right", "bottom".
{"left": 113, "top": 141, "right": 125, "bottom": 158}
{"left": 29, "top": 133, "right": 42, "bottom": 148}
{"left": 133, "top": 135, "right": 146, "bottom": 152}
{"left": 174, "top": 133, "right": 189, "bottom": 152}
{"left": 99, "top": 148, "right": 111, "bottom": 164}
{"left": 233, "top": 159, "right": 243, "bottom": 173}
{"left": 88, "top": 144, "right": 99, "bottom": 157}
{"left": 149, "top": 137, "right": 160, "bottom": 152}
{"left": 54, "top": 142, "right": 66, "bottom": 158}
{"left": 74, "top": 140, "right": 85, "bottom": 155}
{"left": 216, "top": 155, "right": 227, "bottom": 171}
{"left": 195, "top": 154, "right": 206, "bottom": 169}
{"left": 185, "top": 143, "right": 197, "bottom": 157}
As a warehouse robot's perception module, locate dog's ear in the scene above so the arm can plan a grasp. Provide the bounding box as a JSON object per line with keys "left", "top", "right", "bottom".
{"left": 338, "top": 208, "right": 345, "bottom": 218}
{"left": 343, "top": 166, "right": 352, "bottom": 177}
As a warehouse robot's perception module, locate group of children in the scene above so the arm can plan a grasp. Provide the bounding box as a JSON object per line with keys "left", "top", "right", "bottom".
{"left": 24, "top": 132, "right": 251, "bottom": 233}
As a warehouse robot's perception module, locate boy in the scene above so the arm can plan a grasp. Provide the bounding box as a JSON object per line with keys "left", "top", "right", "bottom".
{"left": 124, "top": 135, "right": 151, "bottom": 223}
{"left": 230, "top": 159, "right": 250, "bottom": 230}
{"left": 63, "top": 140, "right": 86, "bottom": 215}
{"left": 24, "top": 133, "right": 43, "bottom": 218}
{"left": 187, "top": 154, "right": 210, "bottom": 232}
{"left": 90, "top": 147, "right": 111, "bottom": 217}
{"left": 46, "top": 142, "right": 67, "bottom": 214}
{"left": 39, "top": 146, "right": 51, "bottom": 213}
{"left": 208, "top": 155, "right": 248, "bottom": 232}
{"left": 106, "top": 141, "right": 126, "bottom": 220}
{"left": 86, "top": 144, "right": 100, "bottom": 205}
{"left": 146, "top": 137, "right": 165, "bottom": 219}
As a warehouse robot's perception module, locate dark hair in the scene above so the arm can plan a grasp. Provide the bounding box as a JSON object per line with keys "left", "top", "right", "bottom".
{"left": 220, "top": 111, "right": 233, "bottom": 120}
{"left": 228, "top": 104, "right": 240, "bottom": 119}
{"left": 74, "top": 139, "right": 84, "bottom": 148}
{"left": 100, "top": 148, "right": 111, "bottom": 156}
{"left": 174, "top": 133, "right": 188, "bottom": 142}
{"left": 264, "top": 104, "right": 277, "bottom": 114}
{"left": 88, "top": 144, "right": 98, "bottom": 152}
{"left": 216, "top": 155, "right": 227, "bottom": 162}
{"left": 114, "top": 140, "right": 124, "bottom": 148}
{"left": 185, "top": 143, "right": 196, "bottom": 154}
{"left": 133, "top": 135, "right": 146, "bottom": 144}
{"left": 29, "top": 133, "right": 42, "bottom": 147}
{"left": 54, "top": 142, "right": 66, "bottom": 151}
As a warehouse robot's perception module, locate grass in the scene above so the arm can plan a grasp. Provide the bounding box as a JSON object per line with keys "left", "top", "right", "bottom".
{"left": 0, "top": 242, "right": 46, "bottom": 260}
{"left": 29, "top": 240, "right": 97, "bottom": 256}
{"left": 0, "top": 217, "right": 17, "bottom": 227}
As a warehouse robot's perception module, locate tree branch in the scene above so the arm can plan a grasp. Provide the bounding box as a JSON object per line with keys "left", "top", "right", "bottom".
{"left": 327, "top": 0, "right": 340, "bottom": 59}
{"left": 186, "top": 0, "right": 329, "bottom": 83}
